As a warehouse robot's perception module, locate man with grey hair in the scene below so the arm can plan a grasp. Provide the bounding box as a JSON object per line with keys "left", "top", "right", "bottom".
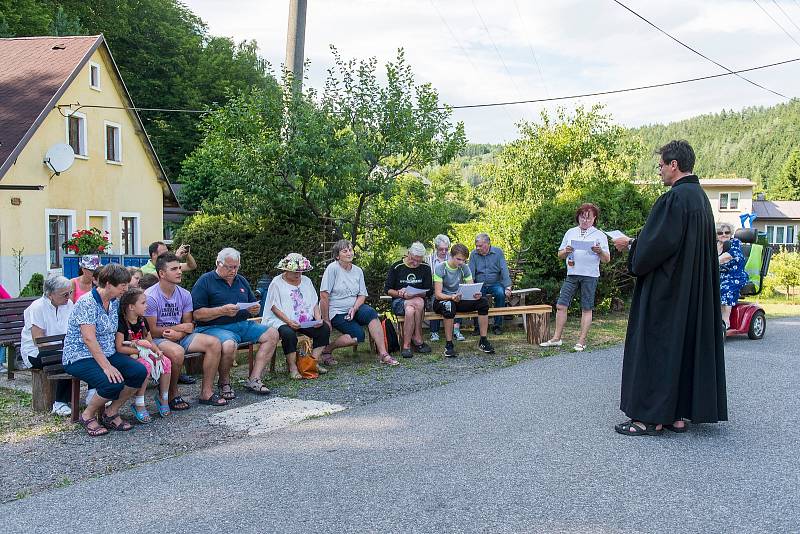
{"left": 385, "top": 241, "right": 433, "bottom": 358}
{"left": 469, "top": 233, "right": 513, "bottom": 335}
{"left": 192, "top": 247, "right": 280, "bottom": 398}
{"left": 20, "top": 275, "right": 75, "bottom": 415}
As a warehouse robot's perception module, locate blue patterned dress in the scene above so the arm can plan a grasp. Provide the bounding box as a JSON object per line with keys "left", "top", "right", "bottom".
{"left": 719, "top": 238, "right": 749, "bottom": 306}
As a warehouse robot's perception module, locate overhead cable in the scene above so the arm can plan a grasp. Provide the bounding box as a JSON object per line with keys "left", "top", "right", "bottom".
{"left": 611, "top": 0, "right": 789, "bottom": 99}
{"left": 771, "top": 0, "right": 800, "bottom": 35}
{"left": 754, "top": 0, "right": 800, "bottom": 48}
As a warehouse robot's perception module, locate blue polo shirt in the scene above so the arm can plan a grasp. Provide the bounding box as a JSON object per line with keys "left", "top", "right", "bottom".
{"left": 191, "top": 271, "right": 257, "bottom": 327}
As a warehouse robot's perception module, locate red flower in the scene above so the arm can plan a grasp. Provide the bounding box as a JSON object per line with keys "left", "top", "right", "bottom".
{"left": 98, "top": 245, "right": 105, "bottom": 252}
{"left": 72, "top": 232, "right": 79, "bottom": 238}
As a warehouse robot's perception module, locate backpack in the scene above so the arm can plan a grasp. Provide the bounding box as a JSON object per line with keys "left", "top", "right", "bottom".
{"left": 382, "top": 316, "right": 401, "bottom": 354}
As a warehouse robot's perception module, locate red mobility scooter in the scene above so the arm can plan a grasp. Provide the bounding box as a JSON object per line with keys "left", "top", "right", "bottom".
{"left": 726, "top": 228, "right": 773, "bottom": 340}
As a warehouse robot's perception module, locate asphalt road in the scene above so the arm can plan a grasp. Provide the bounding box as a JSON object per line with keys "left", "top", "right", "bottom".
{"left": 3, "top": 317, "right": 798, "bottom": 534}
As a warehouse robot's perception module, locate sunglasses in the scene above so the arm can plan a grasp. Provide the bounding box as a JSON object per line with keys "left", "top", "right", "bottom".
{"left": 717, "top": 231, "right": 731, "bottom": 236}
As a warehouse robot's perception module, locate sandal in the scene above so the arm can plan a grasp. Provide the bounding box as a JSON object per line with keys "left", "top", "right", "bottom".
{"left": 289, "top": 370, "right": 302, "bottom": 380}
{"left": 153, "top": 395, "right": 171, "bottom": 417}
{"left": 199, "top": 393, "right": 228, "bottom": 406}
{"left": 573, "top": 343, "right": 586, "bottom": 352}
{"left": 169, "top": 396, "right": 191, "bottom": 411}
{"left": 100, "top": 412, "right": 133, "bottom": 432}
{"left": 244, "top": 377, "right": 271, "bottom": 395}
{"left": 321, "top": 353, "right": 337, "bottom": 366}
{"left": 665, "top": 421, "right": 689, "bottom": 433}
{"left": 78, "top": 414, "right": 109, "bottom": 437}
{"left": 316, "top": 365, "right": 328, "bottom": 375}
{"left": 379, "top": 354, "right": 399, "bottom": 366}
{"left": 130, "top": 403, "right": 152, "bottom": 424}
{"left": 614, "top": 419, "right": 661, "bottom": 436}
{"left": 218, "top": 382, "right": 236, "bottom": 400}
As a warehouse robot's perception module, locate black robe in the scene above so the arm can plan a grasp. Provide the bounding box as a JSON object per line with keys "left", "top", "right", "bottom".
{"left": 620, "top": 175, "right": 727, "bottom": 424}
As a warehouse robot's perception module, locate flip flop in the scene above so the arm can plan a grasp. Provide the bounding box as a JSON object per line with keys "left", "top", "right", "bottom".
{"left": 198, "top": 393, "right": 228, "bottom": 406}
{"left": 169, "top": 396, "right": 191, "bottom": 411}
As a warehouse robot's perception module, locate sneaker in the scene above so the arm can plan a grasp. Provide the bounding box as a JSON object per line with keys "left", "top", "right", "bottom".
{"left": 492, "top": 325, "right": 503, "bottom": 336}
{"left": 453, "top": 329, "right": 466, "bottom": 342}
{"left": 539, "top": 339, "right": 563, "bottom": 347}
{"left": 430, "top": 332, "right": 440, "bottom": 342}
{"left": 444, "top": 344, "right": 457, "bottom": 358}
{"left": 51, "top": 401, "right": 71, "bottom": 417}
{"left": 413, "top": 342, "right": 432, "bottom": 354}
{"left": 478, "top": 339, "right": 495, "bottom": 354}
{"left": 401, "top": 348, "right": 414, "bottom": 359}
{"left": 573, "top": 343, "right": 586, "bottom": 352}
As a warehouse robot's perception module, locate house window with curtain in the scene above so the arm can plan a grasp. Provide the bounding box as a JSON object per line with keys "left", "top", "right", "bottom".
{"left": 121, "top": 217, "right": 136, "bottom": 255}
{"left": 719, "top": 192, "right": 740, "bottom": 211}
{"left": 49, "top": 215, "right": 70, "bottom": 268}
{"left": 765, "top": 225, "right": 796, "bottom": 244}
{"left": 67, "top": 112, "right": 87, "bottom": 156}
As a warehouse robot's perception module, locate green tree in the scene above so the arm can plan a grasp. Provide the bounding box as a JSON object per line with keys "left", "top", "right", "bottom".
{"left": 48, "top": 5, "right": 81, "bottom": 35}
{"left": 766, "top": 251, "right": 800, "bottom": 299}
{"left": 0, "top": 0, "right": 52, "bottom": 36}
{"left": 769, "top": 149, "right": 800, "bottom": 200}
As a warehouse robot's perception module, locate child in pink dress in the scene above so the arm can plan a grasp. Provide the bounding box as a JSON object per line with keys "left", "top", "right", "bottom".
{"left": 115, "top": 288, "right": 172, "bottom": 422}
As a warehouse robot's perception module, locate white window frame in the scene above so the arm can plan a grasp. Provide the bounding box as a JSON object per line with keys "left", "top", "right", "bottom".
{"left": 766, "top": 224, "right": 797, "bottom": 245}
{"left": 719, "top": 191, "right": 740, "bottom": 211}
{"left": 64, "top": 110, "right": 88, "bottom": 159}
{"left": 44, "top": 208, "right": 77, "bottom": 273}
{"left": 119, "top": 212, "right": 141, "bottom": 255}
{"left": 85, "top": 210, "right": 112, "bottom": 253}
{"left": 103, "top": 121, "right": 122, "bottom": 164}
{"left": 89, "top": 61, "right": 101, "bottom": 91}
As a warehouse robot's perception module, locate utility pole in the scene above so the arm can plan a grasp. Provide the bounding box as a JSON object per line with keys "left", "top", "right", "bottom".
{"left": 285, "top": 0, "right": 307, "bottom": 93}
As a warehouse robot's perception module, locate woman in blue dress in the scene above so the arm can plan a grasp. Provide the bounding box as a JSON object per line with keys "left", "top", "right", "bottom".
{"left": 717, "top": 222, "right": 749, "bottom": 328}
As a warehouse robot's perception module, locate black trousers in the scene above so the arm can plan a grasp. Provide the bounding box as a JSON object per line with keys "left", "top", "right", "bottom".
{"left": 28, "top": 353, "right": 71, "bottom": 404}
{"left": 278, "top": 324, "right": 331, "bottom": 355}
{"left": 433, "top": 297, "right": 490, "bottom": 319}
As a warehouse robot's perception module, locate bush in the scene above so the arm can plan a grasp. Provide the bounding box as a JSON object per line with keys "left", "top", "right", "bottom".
{"left": 764, "top": 250, "right": 800, "bottom": 299}
{"left": 19, "top": 273, "right": 44, "bottom": 297}
{"left": 173, "top": 213, "right": 325, "bottom": 290}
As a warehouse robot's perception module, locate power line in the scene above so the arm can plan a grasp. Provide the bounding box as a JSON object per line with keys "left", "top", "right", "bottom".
{"left": 772, "top": 0, "right": 800, "bottom": 35}
{"left": 56, "top": 56, "right": 800, "bottom": 115}
{"left": 611, "top": 0, "right": 789, "bottom": 100}
{"left": 754, "top": 0, "right": 800, "bottom": 48}
{"left": 512, "top": 0, "right": 549, "bottom": 97}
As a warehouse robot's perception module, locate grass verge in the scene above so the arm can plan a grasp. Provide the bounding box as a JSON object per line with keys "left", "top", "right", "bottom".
{"left": 0, "top": 387, "right": 73, "bottom": 444}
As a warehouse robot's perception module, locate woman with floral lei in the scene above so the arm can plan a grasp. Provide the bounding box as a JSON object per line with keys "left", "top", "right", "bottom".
{"left": 262, "top": 253, "right": 331, "bottom": 379}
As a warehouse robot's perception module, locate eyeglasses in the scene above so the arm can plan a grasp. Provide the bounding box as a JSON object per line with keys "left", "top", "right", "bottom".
{"left": 219, "top": 263, "right": 240, "bottom": 271}
{"left": 58, "top": 291, "right": 73, "bottom": 298}
{"left": 717, "top": 231, "right": 731, "bottom": 236}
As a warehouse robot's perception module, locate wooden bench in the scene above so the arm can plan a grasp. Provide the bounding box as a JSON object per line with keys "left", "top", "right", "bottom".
{"left": 30, "top": 334, "right": 82, "bottom": 423}
{"left": 1, "top": 296, "right": 38, "bottom": 380}
{"left": 394, "top": 304, "right": 553, "bottom": 345}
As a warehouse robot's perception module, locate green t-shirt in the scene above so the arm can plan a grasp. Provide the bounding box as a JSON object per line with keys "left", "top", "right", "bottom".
{"left": 140, "top": 261, "right": 156, "bottom": 275}
{"left": 433, "top": 262, "right": 473, "bottom": 295}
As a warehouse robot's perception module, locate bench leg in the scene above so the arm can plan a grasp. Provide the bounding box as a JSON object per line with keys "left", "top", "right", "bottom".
{"left": 525, "top": 312, "right": 550, "bottom": 345}
{"left": 31, "top": 370, "right": 51, "bottom": 413}
{"left": 6, "top": 345, "right": 16, "bottom": 380}
{"left": 71, "top": 378, "right": 80, "bottom": 423}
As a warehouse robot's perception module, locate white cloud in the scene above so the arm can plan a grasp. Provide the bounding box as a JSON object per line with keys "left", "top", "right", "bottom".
{"left": 184, "top": 0, "right": 800, "bottom": 141}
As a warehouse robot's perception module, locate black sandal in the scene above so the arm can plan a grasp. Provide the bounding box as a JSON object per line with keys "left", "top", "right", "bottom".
{"left": 665, "top": 422, "right": 689, "bottom": 433}
{"left": 100, "top": 412, "right": 133, "bottom": 432}
{"left": 199, "top": 393, "right": 228, "bottom": 406}
{"left": 218, "top": 383, "right": 236, "bottom": 400}
{"left": 614, "top": 419, "right": 662, "bottom": 436}
{"left": 169, "top": 396, "right": 191, "bottom": 411}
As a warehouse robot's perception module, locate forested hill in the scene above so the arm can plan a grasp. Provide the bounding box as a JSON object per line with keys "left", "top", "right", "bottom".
{"left": 630, "top": 99, "right": 800, "bottom": 190}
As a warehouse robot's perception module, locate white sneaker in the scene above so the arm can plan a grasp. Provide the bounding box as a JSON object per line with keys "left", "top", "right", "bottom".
{"left": 51, "top": 401, "right": 72, "bottom": 417}
{"left": 430, "top": 332, "right": 440, "bottom": 342}
{"left": 573, "top": 343, "right": 586, "bottom": 352}
{"left": 539, "top": 339, "right": 563, "bottom": 347}
{"left": 453, "top": 329, "right": 466, "bottom": 342}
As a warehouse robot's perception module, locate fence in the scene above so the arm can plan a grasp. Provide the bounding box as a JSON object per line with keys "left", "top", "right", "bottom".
{"left": 62, "top": 255, "right": 149, "bottom": 279}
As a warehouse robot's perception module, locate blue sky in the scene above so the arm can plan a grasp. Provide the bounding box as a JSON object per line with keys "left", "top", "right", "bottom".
{"left": 184, "top": 0, "right": 800, "bottom": 143}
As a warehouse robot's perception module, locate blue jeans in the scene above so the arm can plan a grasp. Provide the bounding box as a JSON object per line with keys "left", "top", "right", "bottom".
{"left": 195, "top": 320, "right": 269, "bottom": 346}
{"left": 331, "top": 305, "right": 379, "bottom": 343}
{"left": 473, "top": 282, "right": 506, "bottom": 328}
{"left": 64, "top": 352, "right": 147, "bottom": 401}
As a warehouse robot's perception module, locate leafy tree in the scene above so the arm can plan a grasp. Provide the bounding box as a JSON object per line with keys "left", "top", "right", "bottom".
{"left": 769, "top": 149, "right": 800, "bottom": 200}
{"left": 48, "top": 5, "right": 81, "bottom": 35}
{"left": 0, "top": 0, "right": 52, "bottom": 36}
{"left": 766, "top": 250, "right": 800, "bottom": 299}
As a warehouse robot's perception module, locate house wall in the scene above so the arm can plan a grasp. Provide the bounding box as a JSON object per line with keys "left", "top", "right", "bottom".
{"left": 754, "top": 221, "right": 799, "bottom": 245}
{"left": 702, "top": 185, "right": 754, "bottom": 229}
{"left": 0, "top": 46, "right": 164, "bottom": 295}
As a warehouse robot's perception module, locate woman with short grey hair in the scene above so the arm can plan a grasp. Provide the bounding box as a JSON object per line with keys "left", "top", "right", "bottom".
{"left": 717, "top": 221, "right": 748, "bottom": 329}
{"left": 20, "top": 275, "right": 76, "bottom": 416}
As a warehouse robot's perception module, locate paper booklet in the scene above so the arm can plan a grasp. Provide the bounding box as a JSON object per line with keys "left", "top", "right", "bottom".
{"left": 458, "top": 282, "right": 484, "bottom": 300}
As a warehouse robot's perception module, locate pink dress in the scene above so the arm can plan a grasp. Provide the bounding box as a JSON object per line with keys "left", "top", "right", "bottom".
{"left": 71, "top": 278, "right": 91, "bottom": 303}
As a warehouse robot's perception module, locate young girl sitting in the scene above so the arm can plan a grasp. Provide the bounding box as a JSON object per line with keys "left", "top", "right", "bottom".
{"left": 115, "top": 288, "right": 172, "bottom": 422}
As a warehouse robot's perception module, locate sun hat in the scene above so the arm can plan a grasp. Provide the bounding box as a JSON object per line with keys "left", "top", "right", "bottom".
{"left": 79, "top": 255, "right": 100, "bottom": 270}
{"left": 276, "top": 253, "right": 313, "bottom": 272}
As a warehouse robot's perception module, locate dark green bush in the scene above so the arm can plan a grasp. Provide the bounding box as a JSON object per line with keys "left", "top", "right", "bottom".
{"left": 19, "top": 273, "right": 44, "bottom": 297}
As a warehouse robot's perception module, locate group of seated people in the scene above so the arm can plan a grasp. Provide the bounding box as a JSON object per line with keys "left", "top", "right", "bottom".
{"left": 19, "top": 234, "right": 515, "bottom": 436}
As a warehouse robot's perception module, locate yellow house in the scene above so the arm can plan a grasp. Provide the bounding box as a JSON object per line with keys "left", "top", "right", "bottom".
{"left": 699, "top": 178, "right": 756, "bottom": 229}
{"left": 0, "top": 35, "right": 178, "bottom": 294}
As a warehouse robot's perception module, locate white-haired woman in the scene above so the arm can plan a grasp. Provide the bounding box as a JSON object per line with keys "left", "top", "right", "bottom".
{"left": 717, "top": 222, "right": 749, "bottom": 329}
{"left": 320, "top": 240, "right": 398, "bottom": 366}
{"left": 384, "top": 242, "right": 433, "bottom": 359}
{"left": 427, "top": 235, "right": 464, "bottom": 342}
{"left": 20, "top": 275, "right": 75, "bottom": 416}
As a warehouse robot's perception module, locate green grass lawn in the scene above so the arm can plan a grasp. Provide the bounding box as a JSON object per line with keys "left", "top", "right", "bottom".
{"left": 0, "top": 388, "right": 72, "bottom": 444}
{"left": 752, "top": 298, "right": 800, "bottom": 318}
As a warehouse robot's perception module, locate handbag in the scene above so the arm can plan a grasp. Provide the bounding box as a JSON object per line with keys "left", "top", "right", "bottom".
{"left": 295, "top": 336, "right": 318, "bottom": 379}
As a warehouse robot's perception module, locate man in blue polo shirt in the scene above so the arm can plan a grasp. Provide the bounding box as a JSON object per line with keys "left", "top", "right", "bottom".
{"left": 191, "top": 247, "right": 279, "bottom": 399}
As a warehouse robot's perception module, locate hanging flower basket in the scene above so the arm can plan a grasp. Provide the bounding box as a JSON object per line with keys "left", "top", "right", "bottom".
{"left": 62, "top": 228, "right": 112, "bottom": 255}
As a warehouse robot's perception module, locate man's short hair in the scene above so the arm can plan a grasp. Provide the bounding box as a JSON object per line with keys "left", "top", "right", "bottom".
{"left": 139, "top": 273, "right": 159, "bottom": 290}
{"left": 97, "top": 264, "right": 131, "bottom": 287}
{"left": 451, "top": 243, "right": 470, "bottom": 258}
{"left": 156, "top": 252, "right": 180, "bottom": 276}
{"left": 148, "top": 241, "right": 166, "bottom": 257}
{"left": 216, "top": 247, "right": 241, "bottom": 265}
{"left": 656, "top": 140, "right": 695, "bottom": 173}
{"left": 475, "top": 233, "right": 490, "bottom": 244}
{"left": 407, "top": 242, "right": 426, "bottom": 258}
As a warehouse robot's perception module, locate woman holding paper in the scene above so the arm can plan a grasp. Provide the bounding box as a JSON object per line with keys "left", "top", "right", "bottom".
{"left": 262, "top": 253, "right": 331, "bottom": 379}
{"left": 540, "top": 203, "right": 610, "bottom": 352}
{"left": 319, "top": 240, "right": 398, "bottom": 366}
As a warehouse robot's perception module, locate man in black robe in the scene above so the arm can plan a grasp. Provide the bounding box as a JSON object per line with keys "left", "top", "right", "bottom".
{"left": 612, "top": 140, "right": 727, "bottom": 436}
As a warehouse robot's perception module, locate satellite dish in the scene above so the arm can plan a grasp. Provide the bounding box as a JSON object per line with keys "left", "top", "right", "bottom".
{"left": 43, "top": 144, "right": 75, "bottom": 175}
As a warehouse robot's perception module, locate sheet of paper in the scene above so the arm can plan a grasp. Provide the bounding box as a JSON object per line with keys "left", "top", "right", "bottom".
{"left": 403, "top": 286, "right": 428, "bottom": 296}
{"left": 237, "top": 301, "right": 257, "bottom": 310}
{"left": 604, "top": 230, "right": 626, "bottom": 240}
{"left": 570, "top": 239, "right": 595, "bottom": 251}
{"left": 299, "top": 320, "right": 323, "bottom": 328}
{"left": 458, "top": 282, "right": 484, "bottom": 300}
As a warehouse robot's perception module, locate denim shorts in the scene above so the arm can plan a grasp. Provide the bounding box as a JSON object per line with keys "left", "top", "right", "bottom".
{"left": 194, "top": 320, "right": 268, "bottom": 345}
{"left": 331, "top": 305, "right": 379, "bottom": 342}
{"left": 557, "top": 275, "right": 599, "bottom": 310}
{"left": 154, "top": 333, "right": 198, "bottom": 351}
